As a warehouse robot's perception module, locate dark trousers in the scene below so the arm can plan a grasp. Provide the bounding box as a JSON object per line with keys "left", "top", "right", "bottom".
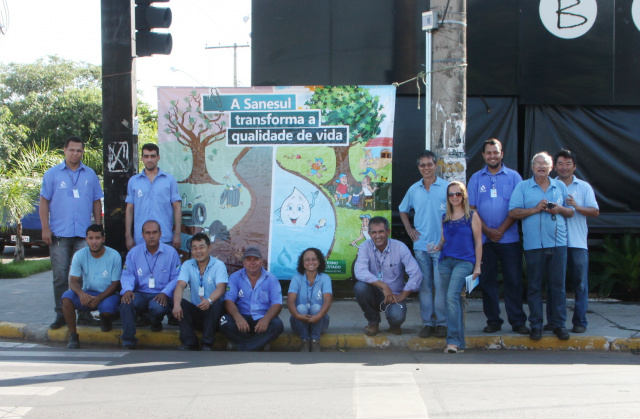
{"left": 179, "top": 298, "right": 224, "bottom": 346}
{"left": 219, "top": 313, "right": 284, "bottom": 351}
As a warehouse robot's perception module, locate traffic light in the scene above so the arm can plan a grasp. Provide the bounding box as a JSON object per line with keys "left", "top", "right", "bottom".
{"left": 135, "top": 0, "right": 172, "bottom": 57}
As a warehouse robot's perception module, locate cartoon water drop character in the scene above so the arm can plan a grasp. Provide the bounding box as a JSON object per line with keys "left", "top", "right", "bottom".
{"left": 275, "top": 187, "right": 318, "bottom": 226}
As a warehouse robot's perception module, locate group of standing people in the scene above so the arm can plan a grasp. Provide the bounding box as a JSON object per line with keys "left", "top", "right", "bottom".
{"left": 354, "top": 140, "right": 598, "bottom": 353}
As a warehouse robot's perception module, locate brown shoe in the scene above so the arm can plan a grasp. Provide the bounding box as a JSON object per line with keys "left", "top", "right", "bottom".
{"left": 364, "top": 323, "right": 379, "bottom": 336}
{"left": 386, "top": 325, "right": 401, "bottom": 335}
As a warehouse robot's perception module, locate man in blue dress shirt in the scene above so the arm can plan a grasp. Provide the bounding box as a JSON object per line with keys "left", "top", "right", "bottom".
{"left": 119, "top": 220, "right": 181, "bottom": 349}
{"left": 40, "top": 136, "right": 104, "bottom": 330}
{"left": 399, "top": 150, "right": 448, "bottom": 338}
{"left": 172, "top": 233, "right": 228, "bottom": 351}
{"left": 468, "top": 139, "right": 529, "bottom": 335}
{"left": 509, "top": 152, "right": 574, "bottom": 341}
{"left": 219, "top": 247, "right": 284, "bottom": 351}
{"left": 354, "top": 216, "right": 423, "bottom": 336}
{"left": 125, "top": 143, "right": 182, "bottom": 250}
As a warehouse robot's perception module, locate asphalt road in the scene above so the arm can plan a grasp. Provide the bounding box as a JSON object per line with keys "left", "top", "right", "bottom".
{"left": 1, "top": 340, "right": 639, "bottom": 419}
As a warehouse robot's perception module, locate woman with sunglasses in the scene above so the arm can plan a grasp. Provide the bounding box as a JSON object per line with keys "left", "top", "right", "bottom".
{"left": 432, "top": 181, "right": 482, "bottom": 353}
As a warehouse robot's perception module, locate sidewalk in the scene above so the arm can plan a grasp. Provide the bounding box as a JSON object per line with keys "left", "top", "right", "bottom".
{"left": 1, "top": 270, "right": 639, "bottom": 351}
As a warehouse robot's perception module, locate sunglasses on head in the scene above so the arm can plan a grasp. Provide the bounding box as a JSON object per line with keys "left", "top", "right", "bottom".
{"left": 448, "top": 192, "right": 463, "bottom": 197}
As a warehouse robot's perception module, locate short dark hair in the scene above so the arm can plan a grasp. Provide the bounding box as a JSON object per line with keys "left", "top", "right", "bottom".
{"left": 296, "top": 247, "right": 326, "bottom": 274}
{"left": 369, "top": 216, "right": 389, "bottom": 230}
{"left": 141, "top": 143, "right": 160, "bottom": 155}
{"left": 64, "top": 136, "right": 84, "bottom": 149}
{"left": 416, "top": 150, "right": 437, "bottom": 166}
{"left": 191, "top": 232, "right": 210, "bottom": 247}
{"left": 554, "top": 148, "right": 577, "bottom": 166}
{"left": 86, "top": 224, "right": 104, "bottom": 236}
{"left": 482, "top": 138, "right": 503, "bottom": 153}
{"left": 142, "top": 219, "right": 161, "bottom": 233}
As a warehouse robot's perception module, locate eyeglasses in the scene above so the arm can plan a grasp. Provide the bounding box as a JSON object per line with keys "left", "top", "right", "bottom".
{"left": 448, "top": 192, "right": 463, "bottom": 197}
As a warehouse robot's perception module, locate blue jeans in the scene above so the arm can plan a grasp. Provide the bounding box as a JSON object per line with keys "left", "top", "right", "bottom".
{"left": 415, "top": 250, "right": 447, "bottom": 327}
{"left": 120, "top": 292, "right": 173, "bottom": 347}
{"left": 61, "top": 289, "right": 120, "bottom": 314}
{"left": 480, "top": 242, "right": 527, "bottom": 327}
{"left": 219, "top": 313, "right": 284, "bottom": 351}
{"left": 353, "top": 281, "right": 408, "bottom": 327}
{"left": 525, "top": 247, "right": 567, "bottom": 330}
{"left": 179, "top": 298, "right": 225, "bottom": 347}
{"left": 439, "top": 257, "right": 473, "bottom": 349}
{"left": 290, "top": 304, "right": 330, "bottom": 340}
{"left": 545, "top": 248, "right": 589, "bottom": 327}
{"left": 49, "top": 236, "right": 86, "bottom": 315}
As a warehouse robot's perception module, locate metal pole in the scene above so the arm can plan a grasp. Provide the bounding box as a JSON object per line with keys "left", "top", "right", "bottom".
{"left": 204, "top": 44, "right": 250, "bottom": 87}
{"left": 424, "top": 30, "right": 432, "bottom": 151}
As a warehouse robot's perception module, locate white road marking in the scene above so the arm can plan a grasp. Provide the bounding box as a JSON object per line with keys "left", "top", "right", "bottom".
{"left": 0, "top": 387, "right": 63, "bottom": 396}
{"left": 0, "top": 351, "right": 127, "bottom": 358}
{"left": 354, "top": 372, "right": 429, "bottom": 419}
{"left": 0, "top": 406, "right": 32, "bottom": 418}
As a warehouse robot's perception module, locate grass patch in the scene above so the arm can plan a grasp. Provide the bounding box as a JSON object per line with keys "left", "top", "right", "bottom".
{"left": 0, "top": 259, "right": 51, "bottom": 279}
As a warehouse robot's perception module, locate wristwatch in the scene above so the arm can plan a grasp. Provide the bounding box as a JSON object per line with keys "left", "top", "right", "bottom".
{"left": 207, "top": 298, "right": 213, "bottom": 305}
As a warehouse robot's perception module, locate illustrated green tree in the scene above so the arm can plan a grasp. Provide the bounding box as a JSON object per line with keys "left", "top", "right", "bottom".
{"left": 0, "top": 141, "right": 62, "bottom": 262}
{"left": 0, "top": 56, "right": 103, "bottom": 151}
{"left": 305, "top": 86, "right": 385, "bottom": 186}
{"left": 163, "top": 90, "right": 226, "bottom": 184}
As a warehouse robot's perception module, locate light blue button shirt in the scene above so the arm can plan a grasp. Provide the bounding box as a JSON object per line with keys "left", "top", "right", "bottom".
{"left": 177, "top": 256, "right": 229, "bottom": 305}
{"left": 225, "top": 268, "right": 283, "bottom": 320}
{"left": 509, "top": 177, "right": 569, "bottom": 250}
{"left": 399, "top": 177, "right": 448, "bottom": 251}
{"left": 288, "top": 272, "right": 332, "bottom": 307}
{"left": 126, "top": 168, "right": 181, "bottom": 244}
{"left": 69, "top": 246, "right": 122, "bottom": 292}
{"left": 557, "top": 175, "right": 599, "bottom": 250}
{"left": 468, "top": 164, "right": 522, "bottom": 244}
{"left": 120, "top": 243, "right": 181, "bottom": 297}
{"left": 40, "top": 161, "right": 104, "bottom": 238}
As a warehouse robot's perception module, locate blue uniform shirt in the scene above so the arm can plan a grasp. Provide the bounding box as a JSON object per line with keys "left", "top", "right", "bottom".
{"left": 509, "top": 177, "right": 569, "bottom": 250}
{"left": 468, "top": 164, "right": 522, "bottom": 244}
{"left": 40, "top": 161, "right": 104, "bottom": 238}
{"left": 69, "top": 246, "right": 122, "bottom": 292}
{"left": 557, "top": 175, "right": 599, "bottom": 250}
{"left": 120, "top": 243, "right": 181, "bottom": 297}
{"left": 288, "top": 272, "right": 333, "bottom": 307}
{"left": 399, "top": 177, "right": 448, "bottom": 251}
{"left": 177, "top": 256, "right": 229, "bottom": 305}
{"left": 225, "top": 268, "right": 283, "bottom": 320}
{"left": 126, "top": 168, "right": 181, "bottom": 245}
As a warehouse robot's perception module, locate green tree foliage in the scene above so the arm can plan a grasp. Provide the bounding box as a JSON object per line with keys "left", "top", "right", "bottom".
{"left": 591, "top": 234, "right": 640, "bottom": 299}
{"left": 0, "top": 56, "right": 103, "bottom": 153}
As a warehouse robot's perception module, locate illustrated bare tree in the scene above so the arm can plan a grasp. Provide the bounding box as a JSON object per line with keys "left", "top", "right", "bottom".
{"left": 164, "top": 90, "right": 226, "bottom": 184}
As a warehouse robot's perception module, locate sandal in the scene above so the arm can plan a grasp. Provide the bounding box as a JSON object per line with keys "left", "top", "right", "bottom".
{"left": 444, "top": 344, "right": 458, "bottom": 353}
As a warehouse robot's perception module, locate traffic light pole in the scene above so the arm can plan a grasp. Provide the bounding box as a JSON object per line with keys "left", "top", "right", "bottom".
{"left": 101, "top": 0, "right": 138, "bottom": 256}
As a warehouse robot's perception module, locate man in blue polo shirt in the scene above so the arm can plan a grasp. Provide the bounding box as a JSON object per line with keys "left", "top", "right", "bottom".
{"left": 125, "top": 143, "right": 182, "bottom": 250}
{"left": 468, "top": 139, "right": 529, "bottom": 335}
{"left": 553, "top": 149, "right": 599, "bottom": 333}
{"left": 399, "top": 150, "right": 448, "bottom": 338}
{"left": 219, "top": 247, "right": 284, "bottom": 351}
{"left": 172, "top": 232, "right": 228, "bottom": 351}
{"left": 120, "top": 220, "right": 181, "bottom": 349}
{"left": 509, "top": 152, "right": 574, "bottom": 341}
{"left": 40, "top": 136, "right": 104, "bottom": 330}
{"left": 61, "top": 224, "right": 122, "bottom": 349}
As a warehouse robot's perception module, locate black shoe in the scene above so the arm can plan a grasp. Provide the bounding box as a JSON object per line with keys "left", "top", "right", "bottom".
{"left": 435, "top": 325, "right": 447, "bottom": 338}
{"left": 572, "top": 325, "right": 586, "bottom": 333}
{"left": 49, "top": 314, "right": 66, "bottom": 330}
{"left": 542, "top": 324, "right": 553, "bottom": 331}
{"left": 150, "top": 322, "right": 163, "bottom": 332}
{"left": 530, "top": 328, "right": 542, "bottom": 340}
{"left": 177, "top": 344, "right": 198, "bottom": 351}
{"left": 77, "top": 311, "right": 101, "bottom": 326}
{"left": 135, "top": 314, "right": 150, "bottom": 327}
{"left": 310, "top": 339, "right": 321, "bottom": 352}
{"left": 167, "top": 316, "right": 180, "bottom": 327}
{"left": 201, "top": 344, "right": 213, "bottom": 351}
{"left": 553, "top": 327, "right": 570, "bottom": 340}
{"left": 419, "top": 326, "right": 435, "bottom": 338}
{"left": 512, "top": 324, "right": 531, "bottom": 335}
{"left": 123, "top": 344, "right": 136, "bottom": 350}
{"left": 67, "top": 333, "right": 80, "bottom": 349}
{"left": 483, "top": 324, "right": 502, "bottom": 333}
{"left": 100, "top": 316, "right": 113, "bottom": 332}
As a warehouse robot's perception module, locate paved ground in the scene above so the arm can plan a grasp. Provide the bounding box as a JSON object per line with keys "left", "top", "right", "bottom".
{"left": 1, "top": 270, "right": 639, "bottom": 352}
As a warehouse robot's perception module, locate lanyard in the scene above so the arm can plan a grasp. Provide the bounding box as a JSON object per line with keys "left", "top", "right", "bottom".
{"left": 67, "top": 167, "right": 81, "bottom": 188}
{"left": 144, "top": 250, "right": 159, "bottom": 278}
{"left": 374, "top": 246, "right": 389, "bottom": 277}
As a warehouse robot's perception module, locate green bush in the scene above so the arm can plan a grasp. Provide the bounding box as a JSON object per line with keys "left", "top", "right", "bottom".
{"left": 590, "top": 234, "right": 640, "bottom": 299}
{"left": 0, "top": 259, "right": 51, "bottom": 279}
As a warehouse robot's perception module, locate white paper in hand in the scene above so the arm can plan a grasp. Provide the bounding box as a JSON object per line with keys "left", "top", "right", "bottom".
{"left": 465, "top": 274, "right": 479, "bottom": 293}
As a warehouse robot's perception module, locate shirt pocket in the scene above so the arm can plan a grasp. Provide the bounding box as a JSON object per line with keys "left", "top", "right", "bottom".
{"left": 259, "top": 290, "right": 270, "bottom": 304}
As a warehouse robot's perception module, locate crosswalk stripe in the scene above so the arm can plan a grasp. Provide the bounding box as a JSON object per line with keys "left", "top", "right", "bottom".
{"left": 0, "top": 406, "right": 32, "bottom": 418}
{"left": 0, "top": 387, "right": 63, "bottom": 396}
{"left": 0, "top": 372, "right": 89, "bottom": 381}
{"left": 0, "top": 351, "right": 127, "bottom": 358}
{"left": 354, "top": 372, "right": 429, "bottom": 419}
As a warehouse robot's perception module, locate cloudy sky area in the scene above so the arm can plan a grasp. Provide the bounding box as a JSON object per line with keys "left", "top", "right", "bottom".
{"left": 0, "top": 0, "right": 252, "bottom": 106}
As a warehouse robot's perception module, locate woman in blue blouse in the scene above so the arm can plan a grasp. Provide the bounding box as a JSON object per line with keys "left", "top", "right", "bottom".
{"left": 434, "top": 181, "right": 482, "bottom": 353}
{"left": 288, "top": 248, "right": 333, "bottom": 352}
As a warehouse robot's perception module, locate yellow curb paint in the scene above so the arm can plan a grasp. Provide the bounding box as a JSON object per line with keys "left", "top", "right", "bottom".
{"left": 135, "top": 329, "right": 181, "bottom": 347}
{"left": 75, "top": 327, "right": 121, "bottom": 346}
{"left": 611, "top": 338, "right": 640, "bottom": 351}
{"left": 465, "top": 336, "right": 502, "bottom": 349}
{"left": 0, "top": 322, "right": 25, "bottom": 339}
{"left": 503, "top": 336, "right": 610, "bottom": 351}
{"left": 47, "top": 328, "right": 69, "bottom": 342}
{"left": 407, "top": 337, "right": 446, "bottom": 350}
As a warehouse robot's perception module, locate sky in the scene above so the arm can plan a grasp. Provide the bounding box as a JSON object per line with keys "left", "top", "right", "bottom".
{"left": 0, "top": 0, "right": 252, "bottom": 107}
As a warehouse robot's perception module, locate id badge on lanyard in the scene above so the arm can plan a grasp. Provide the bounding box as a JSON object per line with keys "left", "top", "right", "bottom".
{"left": 148, "top": 275, "right": 155, "bottom": 289}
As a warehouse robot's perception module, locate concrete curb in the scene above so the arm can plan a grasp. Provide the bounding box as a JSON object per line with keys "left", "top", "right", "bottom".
{"left": 1, "top": 321, "right": 639, "bottom": 351}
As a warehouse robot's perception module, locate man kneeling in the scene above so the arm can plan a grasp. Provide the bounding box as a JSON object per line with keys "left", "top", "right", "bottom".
{"left": 61, "top": 224, "right": 122, "bottom": 349}
{"left": 173, "top": 233, "right": 228, "bottom": 351}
